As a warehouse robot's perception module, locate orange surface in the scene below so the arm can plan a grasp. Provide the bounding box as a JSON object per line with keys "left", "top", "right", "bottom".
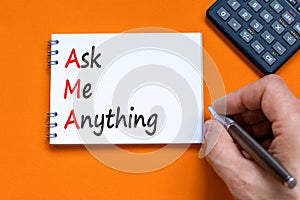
{"left": 1, "top": 0, "right": 300, "bottom": 199}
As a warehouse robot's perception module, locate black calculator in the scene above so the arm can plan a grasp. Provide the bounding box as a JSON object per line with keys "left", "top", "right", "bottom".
{"left": 207, "top": 0, "right": 300, "bottom": 74}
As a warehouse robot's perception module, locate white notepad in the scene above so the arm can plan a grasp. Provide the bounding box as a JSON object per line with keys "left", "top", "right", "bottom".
{"left": 48, "top": 33, "right": 203, "bottom": 144}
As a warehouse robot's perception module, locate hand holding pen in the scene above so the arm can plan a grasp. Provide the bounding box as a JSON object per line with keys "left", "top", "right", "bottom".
{"left": 200, "top": 75, "right": 300, "bottom": 200}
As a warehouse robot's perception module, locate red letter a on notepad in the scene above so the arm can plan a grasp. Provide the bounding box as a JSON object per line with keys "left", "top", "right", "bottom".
{"left": 65, "top": 48, "right": 80, "bottom": 68}
{"left": 64, "top": 109, "right": 80, "bottom": 129}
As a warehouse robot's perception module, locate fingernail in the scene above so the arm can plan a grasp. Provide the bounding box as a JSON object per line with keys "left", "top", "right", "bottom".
{"left": 212, "top": 96, "right": 226, "bottom": 115}
{"left": 199, "top": 121, "right": 211, "bottom": 158}
{"left": 204, "top": 121, "right": 209, "bottom": 135}
{"left": 199, "top": 120, "right": 222, "bottom": 158}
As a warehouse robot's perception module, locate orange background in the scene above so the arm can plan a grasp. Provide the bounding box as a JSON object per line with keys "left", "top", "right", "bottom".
{"left": 1, "top": 0, "right": 300, "bottom": 199}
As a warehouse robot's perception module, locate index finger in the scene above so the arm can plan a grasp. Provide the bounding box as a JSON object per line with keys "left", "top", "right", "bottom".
{"left": 212, "top": 75, "right": 299, "bottom": 123}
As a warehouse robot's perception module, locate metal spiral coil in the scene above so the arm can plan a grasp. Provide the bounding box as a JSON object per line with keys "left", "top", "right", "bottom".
{"left": 47, "top": 122, "right": 58, "bottom": 128}
{"left": 48, "top": 50, "right": 59, "bottom": 56}
{"left": 48, "top": 40, "right": 59, "bottom": 46}
{"left": 47, "top": 133, "right": 57, "bottom": 138}
{"left": 48, "top": 40, "right": 59, "bottom": 67}
{"left": 47, "top": 40, "right": 59, "bottom": 139}
{"left": 47, "top": 60, "right": 59, "bottom": 66}
{"left": 47, "top": 112, "right": 58, "bottom": 118}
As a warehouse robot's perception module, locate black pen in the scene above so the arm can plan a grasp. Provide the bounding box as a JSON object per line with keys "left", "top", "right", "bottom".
{"left": 208, "top": 106, "right": 297, "bottom": 189}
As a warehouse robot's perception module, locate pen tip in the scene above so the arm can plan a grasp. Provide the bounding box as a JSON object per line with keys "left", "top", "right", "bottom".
{"left": 208, "top": 106, "right": 216, "bottom": 115}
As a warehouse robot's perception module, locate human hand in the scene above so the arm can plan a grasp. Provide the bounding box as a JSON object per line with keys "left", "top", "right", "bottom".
{"left": 201, "top": 75, "right": 300, "bottom": 200}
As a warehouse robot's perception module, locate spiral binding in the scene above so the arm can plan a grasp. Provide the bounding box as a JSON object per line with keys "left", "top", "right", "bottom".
{"left": 47, "top": 122, "right": 57, "bottom": 128}
{"left": 47, "top": 112, "right": 58, "bottom": 138}
{"left": 47, "top": 39, "right": 59, "bottom": 139}
{"left": 47, "top": 40, "right": 59, "bottom": 66}
{"left": 48, "top": 40, "right": 59, "bottom": 46}
{"left": 47, "top": 133, "right": 57, "bottom": 138}
{"left": 48, "top": 50, "right": 59, "bottom": 56}
{"left": 47, "top": 112, "right": 58, "bottom": 118}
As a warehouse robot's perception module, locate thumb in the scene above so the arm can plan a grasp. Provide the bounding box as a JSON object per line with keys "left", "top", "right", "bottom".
{"left": 202, "top": 120, "right": 259, "bottom": 186}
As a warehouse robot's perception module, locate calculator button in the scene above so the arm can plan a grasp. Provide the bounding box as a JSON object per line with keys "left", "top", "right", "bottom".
{"left": 262, "top": 52, "right": 276, "bottom": 66}
{"left": 287, "top": 0, "right": 297, "bottom": 6}
{"left": 272, "top": 21, "right": 285, "bottom": 35}
{"left": 264, "top": 0, "right": 270, "bottom": 2}
{"left": 240, "top": 29, "right": 253, "bottom": 43}
{"left": 227, "top": 0, "right": 241, "bottom": 11}
{"left": 293, "top": 22, "right": 300, "bottom": 35}
{"left": 250, "top": 19, "right": 264, "bottom": 33}
{"left": 261, "top": 31, "right": 275, "bottom": 44}
{"left": 238, "top": 8, "right": 252, "bottom": 22}
{"left": 248, "top": 0, "right": 262, "bottom": 12}
{"left": 270, "top": 0, "right": 284, "bottom": 14}
{"left": 228, "top": 18, "right": 242, "bottom": 32}
{"left": 260, "top": 10, "right": 273, "bottom": 23}
{"left": 283, "top": 32, "right": 296, "bottom": 46}
{"left": 273, "top": 42, "right": 286, "bottom": 55}
{"left": 251, "top": 40, "right": 265, "bottom": 54}
{"left": 282, "top": 11, "right": 295, "bottom": 25}
{"left": 217, "top": 7, "right": 231, "bottom": 21}
{"left": 297, "top": 6, "right": 300, "bottom": 13}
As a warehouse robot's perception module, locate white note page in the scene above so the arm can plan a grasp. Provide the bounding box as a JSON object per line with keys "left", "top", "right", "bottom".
{"left": 49, "top": 33, "right": 203, "bottom": 144}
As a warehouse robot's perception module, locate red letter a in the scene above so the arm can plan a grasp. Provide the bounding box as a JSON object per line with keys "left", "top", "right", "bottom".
{"left": 64, "top": 109, "right": 80, "bottom": 129}
{"left": 65, "top": 48, "right": 80, "bottom": 68}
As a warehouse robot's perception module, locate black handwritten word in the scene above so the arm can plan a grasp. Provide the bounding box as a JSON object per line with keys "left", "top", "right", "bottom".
{"left": 65, "top": 46, "right": 101, "bottom": 69}
{"left": 64, "top": 106, "right": 158, "bottom": 136}
{"left": 64, "top": 79, "right": 92, "bottom": 99}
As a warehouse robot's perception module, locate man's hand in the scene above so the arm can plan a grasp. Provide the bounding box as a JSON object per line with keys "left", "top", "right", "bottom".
{"left": 201, "top": 75, "right": 300, "bottom": 200}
